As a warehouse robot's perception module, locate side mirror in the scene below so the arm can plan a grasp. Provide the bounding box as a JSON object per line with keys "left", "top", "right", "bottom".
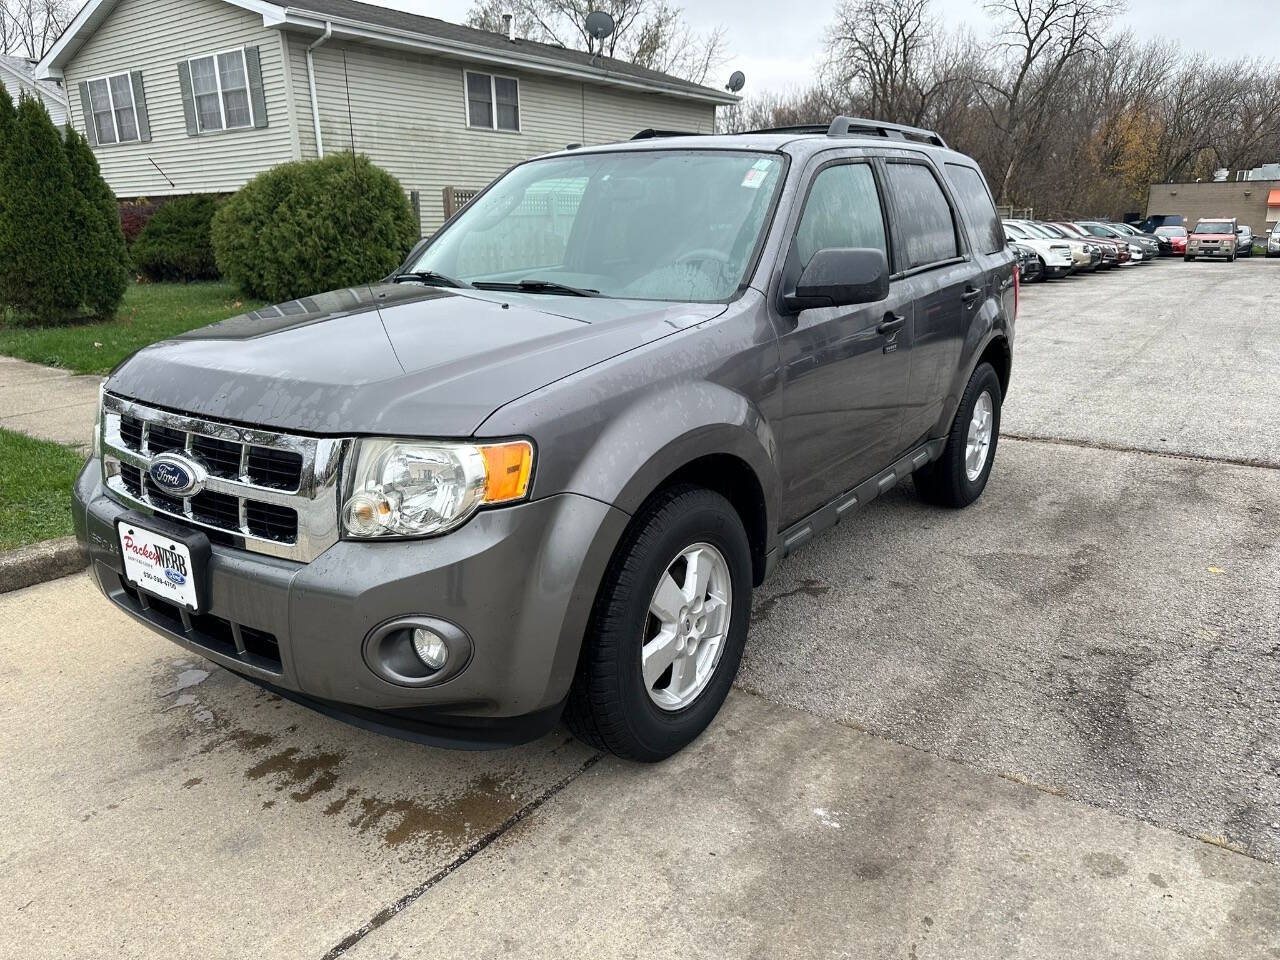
{"left": 784, "top": 248, "right": 889, "bottom": 313}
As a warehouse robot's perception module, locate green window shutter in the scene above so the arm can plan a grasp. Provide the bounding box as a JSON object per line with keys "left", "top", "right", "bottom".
{"left": 176, "top": 61, "right": 199, "bottom": 136}
{"left": 130, "top": 70, "right": 151, "bottom": 142}
{"left": 78, "top": 81, "right": 97, "bottom": 146}
{"left": 245, "top": 45, "right": 268, "bottom": 128}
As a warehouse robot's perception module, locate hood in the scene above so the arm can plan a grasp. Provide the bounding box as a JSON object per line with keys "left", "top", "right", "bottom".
{"left": 106, "top": 283, "right": 724, "bottom": 436}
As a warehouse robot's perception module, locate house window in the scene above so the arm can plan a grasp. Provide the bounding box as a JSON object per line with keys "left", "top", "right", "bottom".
{"left": 188, "top": 49, "right": 253, "bottom": 133}
{"left": 465, "top": 71, "right": 519, "bottom": 132}
{"left": 86, "top": 72, "right": 138, "bottom": 145}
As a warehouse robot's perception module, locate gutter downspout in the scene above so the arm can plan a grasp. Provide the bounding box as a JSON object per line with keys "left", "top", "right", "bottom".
{"left": 306, "top": 22, "right": 332, "bottom": 158}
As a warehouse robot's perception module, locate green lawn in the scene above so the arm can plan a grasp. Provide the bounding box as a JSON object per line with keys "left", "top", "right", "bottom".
{"left": 0, "top": 282, "right": 262, "bottom": 375}
{"left": 0, "top": 428, "right": 86, "bottom": 550}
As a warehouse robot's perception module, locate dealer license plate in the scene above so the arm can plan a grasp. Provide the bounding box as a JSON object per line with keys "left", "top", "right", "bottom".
{"left": 117, "top": 521, "right": 199, "bottom": 610}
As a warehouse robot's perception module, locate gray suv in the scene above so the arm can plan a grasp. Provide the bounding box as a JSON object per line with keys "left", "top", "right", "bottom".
{"left": 73, "top": 117, "right": 1016, "bottom": 761}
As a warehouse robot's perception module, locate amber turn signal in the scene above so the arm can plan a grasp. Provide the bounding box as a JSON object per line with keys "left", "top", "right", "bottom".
{"left": 480, "top": 440, "right": 534, "bottom": 504}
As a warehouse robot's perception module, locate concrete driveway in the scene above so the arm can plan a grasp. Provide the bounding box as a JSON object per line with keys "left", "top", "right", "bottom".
{"left": 2, "top": 259, "right": 1278, "bottom": 958}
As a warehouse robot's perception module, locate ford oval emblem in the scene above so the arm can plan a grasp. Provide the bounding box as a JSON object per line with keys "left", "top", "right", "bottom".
{"left": 165, "top": 568, "right": 187, "bottom": 585}
{"left": 148, "top": 452, "right": 206, "bottom": 497}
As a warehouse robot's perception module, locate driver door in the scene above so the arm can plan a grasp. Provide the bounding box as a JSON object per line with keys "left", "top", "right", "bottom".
{"left": 770, "top": 157, "right": 914, "bottom": 525}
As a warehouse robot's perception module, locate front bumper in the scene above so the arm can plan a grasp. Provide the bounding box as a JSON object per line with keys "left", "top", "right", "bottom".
{"left": 73, "top": 459, "right": 630, "bottom": 747}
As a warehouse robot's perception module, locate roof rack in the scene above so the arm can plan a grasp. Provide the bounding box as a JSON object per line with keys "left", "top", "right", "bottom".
{"left": 631, "top": 128, "right": 700, "bottom": 140}
{"left": 826, "top": 116, "right": 947, "bottom": 147}
{"left": 741, "top": 116, "right": 948, "bottom": 148}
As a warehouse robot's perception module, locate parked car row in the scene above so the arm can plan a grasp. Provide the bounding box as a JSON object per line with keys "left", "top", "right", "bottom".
{"left": 1002, "top": 218, "right": 1162, "bottom": 282}
{"left": 1004, "top": 214, "right": 1273, "bottom": 282}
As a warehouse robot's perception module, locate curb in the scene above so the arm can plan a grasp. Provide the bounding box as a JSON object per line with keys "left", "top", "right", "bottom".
{"left": 0, "top": 537, "right": 88, "bottom": 595}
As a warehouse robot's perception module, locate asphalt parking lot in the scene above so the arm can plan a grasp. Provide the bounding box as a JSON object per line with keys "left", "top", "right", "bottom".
{"left": 3, "top": 257, "right": 1278, "bottom": 958}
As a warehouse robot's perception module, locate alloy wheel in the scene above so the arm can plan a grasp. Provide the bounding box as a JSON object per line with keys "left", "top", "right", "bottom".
{"left": 642, "top": 542, "right": 732, "bottom": 711}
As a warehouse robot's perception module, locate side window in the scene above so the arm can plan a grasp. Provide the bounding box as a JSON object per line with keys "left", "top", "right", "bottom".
{"left": 884, "top": 162, "right": 960, "bottom": 270}
{"left": 793, "top": 163, "right": 888, "bottom": 268}
{"left": 945, "top": 163, "right": 1004, "bottom": 255}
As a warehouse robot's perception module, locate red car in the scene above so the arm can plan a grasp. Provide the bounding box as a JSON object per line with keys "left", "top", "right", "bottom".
{"left": 1155, "top": 225, "right": 1187, "bottom": 256}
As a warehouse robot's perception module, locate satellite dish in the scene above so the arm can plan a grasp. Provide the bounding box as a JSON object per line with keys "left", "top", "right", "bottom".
{"left": 726, "top": 70, "right": 746, "bottom": 93}
{"left": 585, "top": 10, "right": 616, "bottom": 41}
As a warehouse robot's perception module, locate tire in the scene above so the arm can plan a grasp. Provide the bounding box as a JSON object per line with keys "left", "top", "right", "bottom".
{"left": 914, "top": 362, "right": 1002, "bottom": 509}
{"left": 564, "top": 485, "right": 752, "bottom": 762}
{"left": 1184, "top": 255, "right": 1194, "bottom": 262}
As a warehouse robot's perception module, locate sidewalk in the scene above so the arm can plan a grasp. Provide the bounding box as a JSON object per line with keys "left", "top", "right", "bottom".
{"left": 0, "top": 356, "right": 101, "bottom": 450}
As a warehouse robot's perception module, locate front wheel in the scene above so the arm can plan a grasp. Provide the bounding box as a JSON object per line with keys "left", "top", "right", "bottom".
{"left": 565, "top": 486, "right": 752, "bottom": 761}
{"left": 914, "top": 362, "right": 1002, "bottom": 508}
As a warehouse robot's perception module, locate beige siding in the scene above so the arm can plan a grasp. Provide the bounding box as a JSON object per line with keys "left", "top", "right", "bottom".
{"left": 63, "top": 0, "right": 297, "bottom": 197}
{"left": 290, "top": 37, "right": 716, "bottom": 233}
{"left": 0, "top": 73, "right": 68, "bottom": 126}
{"left": 1147, "top": 180, "right": 1280, "bottom": 234}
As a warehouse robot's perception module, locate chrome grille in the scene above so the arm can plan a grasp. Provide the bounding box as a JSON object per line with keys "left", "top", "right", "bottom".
{"left": 100, "top": 392, "right": 346, "bottom": 562}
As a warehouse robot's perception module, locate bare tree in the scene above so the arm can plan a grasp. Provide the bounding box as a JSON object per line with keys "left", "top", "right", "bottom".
{"left": 1, "top": 0, "right": 74, "bottom": 59}
{"left": 465, "top": 0, "right": 726, "bottom": 84}
{"left": 979, "top": 0, "right": 1124, "bottom": 201}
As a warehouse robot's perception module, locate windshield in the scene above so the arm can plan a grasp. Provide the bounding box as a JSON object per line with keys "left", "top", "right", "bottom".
{"left": 1082, "top": 223, "right": 1120, "bottom": 238}
{"left": 1194, "top": 221, "right": 1234, "bottom": 234}
{"left": 1035, "top": 223, "right": 1067, "bottom": 238}
{"left": 407, "top": 150, "right": 785, "bottom": 302}
{"left": 1155, "top": 226, "right": 1187, "bottom": 237}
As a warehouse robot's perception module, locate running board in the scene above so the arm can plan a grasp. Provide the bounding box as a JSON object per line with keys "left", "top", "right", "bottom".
{"left": 777, "top": 439, "right": 945, "bottom": 559}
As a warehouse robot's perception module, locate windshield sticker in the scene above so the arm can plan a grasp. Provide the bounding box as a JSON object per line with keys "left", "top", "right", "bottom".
{"left": 741, "top": 168, "right": 768, "bottom": 189}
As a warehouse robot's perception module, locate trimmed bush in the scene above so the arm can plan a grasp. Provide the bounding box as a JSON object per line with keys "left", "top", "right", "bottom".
{"left": 0, "top": 82, "right": 14, "bottom": 160}
{"left": 131, "top": 194, "right": 221, "bottom": 281}
{"left": 0, "top": 97, "right": 82, "bottom": 324}
{"left": 212, "top": 152, "right": 416, "bottom": 302}
{"left": 65, "top": 128, "right": 128, "bottom": 319}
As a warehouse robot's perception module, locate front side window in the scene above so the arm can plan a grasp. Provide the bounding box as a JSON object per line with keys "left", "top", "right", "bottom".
{"left": 885, "top": 162, "right": 960, "bottom": 269}
{"left": 466, "top": 71, "right": 519, "bottom": 132}
{"left": 793, "top": 163, "right": 888, "bottom": 269}
{"left": 945, "top": 163, "right": 1003, "bottom": 254}
{"left": 189, "top": 50, "right": 252, "bottom": 132}
{"left": 87, "top": 73, "right": 138, "bottom": 145}
{"left": 410, "top": 150, "right": 785, "bottom": 302}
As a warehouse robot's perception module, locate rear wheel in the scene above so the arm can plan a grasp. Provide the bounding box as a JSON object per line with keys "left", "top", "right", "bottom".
{"left": 565, "top": 486, "right": 752, "bottom": 761}
{"left": 914, "top": 362, "right": 1002, "bottom": 508}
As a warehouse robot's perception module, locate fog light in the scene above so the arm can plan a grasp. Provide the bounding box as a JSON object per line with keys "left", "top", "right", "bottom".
{"left": 412, "top": 627, "right": 449, "bottom": 670}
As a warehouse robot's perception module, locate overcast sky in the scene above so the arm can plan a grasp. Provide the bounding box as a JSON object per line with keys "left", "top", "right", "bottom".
{"left": 389, "top": 0, "right": 1271, "bottom": 95}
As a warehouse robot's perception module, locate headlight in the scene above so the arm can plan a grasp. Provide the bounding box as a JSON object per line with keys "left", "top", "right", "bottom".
{"left": 342, "top": 438, "right": 534, "bottom": 538}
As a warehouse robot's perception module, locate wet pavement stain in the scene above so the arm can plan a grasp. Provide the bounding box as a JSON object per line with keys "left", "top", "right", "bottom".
{"left": 752, "top": 579, "right": 832, "bottom": 624}
{"left": 244, "top": 746, "right": 347, "bottom": 801}
{"left": 346, "top": 774, "right": 521, "bottom": 848}
{"left": 182, "top": 777, "right": 202, "bottom": 788}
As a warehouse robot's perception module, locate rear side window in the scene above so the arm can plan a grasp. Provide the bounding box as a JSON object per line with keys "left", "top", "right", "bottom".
{"left": 885, "top": 162, "right": 960, "bottom": 269}
{"left": 946, "top": 163, "right": 1004, "bottom": 254}
{"left": 793, "top": 162, "right": 888, "bottom": 268}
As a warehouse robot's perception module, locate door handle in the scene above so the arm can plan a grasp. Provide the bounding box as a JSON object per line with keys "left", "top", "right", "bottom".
{"left": 876, "top": 313, "right": 905, "bottom": 335}
{"left": 961, "top": 286, "right": 983, "bottom": 304}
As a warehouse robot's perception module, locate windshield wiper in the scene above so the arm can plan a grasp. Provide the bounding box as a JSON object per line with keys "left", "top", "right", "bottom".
{"left": 472, "top": 278, "right": 600, "bottom": 297}
{"left": 390, "top": 270, "right": 472, "bottom": 289}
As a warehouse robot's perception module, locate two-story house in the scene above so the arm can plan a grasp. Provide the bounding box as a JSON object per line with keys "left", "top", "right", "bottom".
{"left": 35, "top": 0, "right": 733, "bottom": 232}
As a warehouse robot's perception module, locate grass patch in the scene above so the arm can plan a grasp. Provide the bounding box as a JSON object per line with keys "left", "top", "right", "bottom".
{"left": 0, "top": 281, "right": 262, "bottom": 375}
{"left": 0, "top": 428, "right": 85, "bottom": 550}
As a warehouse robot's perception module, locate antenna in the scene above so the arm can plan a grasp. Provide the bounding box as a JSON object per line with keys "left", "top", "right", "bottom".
{"left": 584, "top": 10, "right": 615, "bottom": 57}
{"left": 726, "top": 70, "right": 745, "bottom": 93}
